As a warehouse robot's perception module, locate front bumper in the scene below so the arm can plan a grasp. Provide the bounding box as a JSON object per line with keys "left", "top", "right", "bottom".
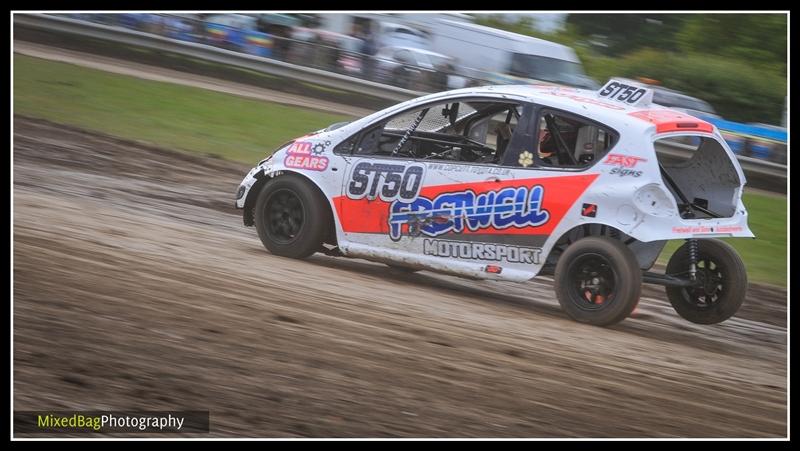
{"left": 235, "top": 166, "right": 262, "bottom": 210}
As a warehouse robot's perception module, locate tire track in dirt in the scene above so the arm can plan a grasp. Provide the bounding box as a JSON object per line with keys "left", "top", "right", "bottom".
{"left": 13, "top": 116, "right": 787, "bottom": 437}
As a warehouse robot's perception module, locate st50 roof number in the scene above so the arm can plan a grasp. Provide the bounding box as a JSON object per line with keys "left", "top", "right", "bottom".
{"left": 597, "top": 80, "right": 653, "bottom": 106}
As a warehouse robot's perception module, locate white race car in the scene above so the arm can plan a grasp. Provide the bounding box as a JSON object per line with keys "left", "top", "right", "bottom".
{"left": 236, "top": 80, "right": 753, "bottom": 326}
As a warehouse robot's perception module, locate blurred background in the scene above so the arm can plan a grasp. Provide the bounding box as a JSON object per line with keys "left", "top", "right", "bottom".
{"left": 47, "top": 12, "right": 788, "bottom": 165}
{"left": 12, "top": 12, "right": 787, "bottom": 438}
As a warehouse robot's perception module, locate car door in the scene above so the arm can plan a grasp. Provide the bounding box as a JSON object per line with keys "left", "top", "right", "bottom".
{"left": 396, "top": 102, "right": 603, "bottom": 280}
{"left": 334, "top": 97, "right": 565, "bottom": 280}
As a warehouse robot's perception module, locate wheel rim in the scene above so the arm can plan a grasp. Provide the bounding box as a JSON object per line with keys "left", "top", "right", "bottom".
{"left": 263, "top": 189, "right": 304, "bottom": 245}
{"left": 678, "top": 257, "right": 725, "bottom": 309}
{"left": 565, "top": 253, "right": 619, "bottom": 311}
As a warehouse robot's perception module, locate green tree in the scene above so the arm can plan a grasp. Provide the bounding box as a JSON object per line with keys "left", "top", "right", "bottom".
{"left": 615, "top": 49, "right": 786, "bottom": 123}
{"left": 677, "top": 14, "right": 787, "bottom": 74}
{"left": 565, "top": 14, "right": 689, "bottom": 56}
{"left": 472, "top": 13, "right": 787, "bottom": 123}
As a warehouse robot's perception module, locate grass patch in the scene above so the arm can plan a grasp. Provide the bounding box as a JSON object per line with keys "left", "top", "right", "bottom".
{"left": 13, "top": 54, "right": 353, "bottom": 163}
{"left": 13, "top": 54, "right": 786, "bottom": 286}
{"left": 658, "top": 191, "right": 787, "bottom": 287}
{"left": 178, "top": 53, "right": 282, "bottom": 81}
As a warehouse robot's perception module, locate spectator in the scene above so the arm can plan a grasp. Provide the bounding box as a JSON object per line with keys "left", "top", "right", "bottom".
{"left": 359, "top": 26, "right": 378, "bottom": 81}
{"left": 445, "top": 61, "right": 469, "bottom": 90}
{"left": 741, "top": 137, "right": 754, "bottom": 158}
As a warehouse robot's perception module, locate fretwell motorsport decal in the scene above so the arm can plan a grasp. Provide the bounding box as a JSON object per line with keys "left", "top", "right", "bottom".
{"left": 347, "top": 162, "right": 425, "bottom": 202}
{"left": 333, "top": 174, "right": 600, "bottom": 238}
{"left": 388, "top": 185, "right": 550, "bottom": 241}
{"left": 423, "top": 239, "right": 542, "bottom": 264}
{"left": 284, "top": 140, "right": 329, "bottom": 171}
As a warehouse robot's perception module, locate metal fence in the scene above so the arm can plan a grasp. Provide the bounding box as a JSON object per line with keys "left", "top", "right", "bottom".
{"left": 50, "top": 13, "right": 789, "bottom": 166}
{"left": 62, "top": 13, "right": 485, "bottom": 93}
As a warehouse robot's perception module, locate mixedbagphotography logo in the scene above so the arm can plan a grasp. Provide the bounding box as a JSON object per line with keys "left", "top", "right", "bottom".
{"left": 14, "top": 411, "right": 210, "bottom": 434}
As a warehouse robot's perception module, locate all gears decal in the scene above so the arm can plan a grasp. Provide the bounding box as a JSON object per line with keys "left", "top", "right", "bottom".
{"left": 312, "top": 141, "right": 331, "bottom": 156}
{"left": 283, "top": 140, "right": 330, "bottom": 171}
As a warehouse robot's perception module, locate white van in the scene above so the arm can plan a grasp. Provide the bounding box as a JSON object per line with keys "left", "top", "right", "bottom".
{"left": 374, "top": 21, "right": 430, "bottom": 49}
{"left": 428, "top": 19, "right": 597, "bottom": 89}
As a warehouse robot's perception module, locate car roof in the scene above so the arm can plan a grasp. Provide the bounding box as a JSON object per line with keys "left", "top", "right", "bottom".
{"left": 404, "top": 84, "right": 715, "bottom": 135}
{"left": 611, "top": 78, "right": 716, "bottom": 113}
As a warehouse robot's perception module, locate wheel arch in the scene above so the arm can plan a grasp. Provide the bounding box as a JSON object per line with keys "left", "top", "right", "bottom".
{"left": 542, "top": 222, "right": 668, "bottom": 274}
{"left": 243, "top": 170, "right": 338, "bottom": 246}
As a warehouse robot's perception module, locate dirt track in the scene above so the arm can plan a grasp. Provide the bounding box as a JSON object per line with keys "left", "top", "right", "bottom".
{"left": 13, "top": 116, "right": 787, "bottom": 437}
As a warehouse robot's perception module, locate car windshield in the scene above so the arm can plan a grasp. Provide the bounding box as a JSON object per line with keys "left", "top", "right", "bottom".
{"left": 509, "top": 53, "right": 586, "bottom": 85}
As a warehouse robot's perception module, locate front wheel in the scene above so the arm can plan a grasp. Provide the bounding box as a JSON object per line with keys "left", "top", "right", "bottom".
{"left": 665, "top": 239, "right": 747, "bottom": 324}
{"left": 254, "top": 175, "right": 329, "bottom": 259}
{"left": 554, "top": 237, "right": 642, "bottom": 327}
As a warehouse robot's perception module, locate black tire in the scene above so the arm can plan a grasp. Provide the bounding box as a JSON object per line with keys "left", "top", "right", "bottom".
{"left": 665, "top": 239, "right": 747, "bottom": 324}
{"left": 554, "top": 237, "right": 642, "bottom": 326}
{"left": 254, "top": 175, "right": 329, "bottom": 259}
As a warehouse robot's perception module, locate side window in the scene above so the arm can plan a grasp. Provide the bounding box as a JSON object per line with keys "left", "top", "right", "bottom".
{"left": 384, "top": 101, "right": 475, "bottom": 134}
{"left": 533, "top": 110, "right": 617, "bottom": 169}
{"left": 467, "top": 108, "right": 519, "bottom": 152}
{"left": 347, "top": 99, "right": 524, "bottom": 165}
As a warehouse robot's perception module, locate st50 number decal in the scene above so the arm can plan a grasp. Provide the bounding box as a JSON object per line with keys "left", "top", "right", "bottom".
{"left": 597, "top": 80, "right": 652, "bottom": 106}
{"left": 347, "top": 162, "right": 425, "bottom": 202}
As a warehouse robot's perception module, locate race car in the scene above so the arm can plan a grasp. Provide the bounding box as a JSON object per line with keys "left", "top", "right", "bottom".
{"left": 235, "top": 80, "right": 753, "bottom": 326}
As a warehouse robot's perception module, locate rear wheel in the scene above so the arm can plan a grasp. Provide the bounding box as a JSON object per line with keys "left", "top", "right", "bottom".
{"left": 554, "top": 237, "right": 642, "bottom": 326}
{"left": 254, "top": 176, "right": 329, "bottom": 259}
{"left": 665, "top": 239, "right": 746, "bottom": 324}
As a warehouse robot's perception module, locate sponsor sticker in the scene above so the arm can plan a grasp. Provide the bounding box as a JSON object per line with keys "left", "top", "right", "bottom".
{"left": 389, "top": 185, "right": 550, "bottom": 241}
{"left": 581, "top": 203, "right": 598, "bottom": 217}
{"left": 518, "top": 151, "right": 534, "bottom": 167}
{"left": 423, "top": 239, "right": 542, "bottom": 264}
{"left": 672, "top": 225, "right": 743, "bottom": 234}
{"left": 426, "top": 163, "right": 511, "bottom": 176}
{"left": 283, "top": 140, "right": 329, "bottom": 171}
{"left": 609, "top": 167, "right": 642, "bottom": 177}
{"left": 604, "top": 154, "right": 647, "bottom": 168}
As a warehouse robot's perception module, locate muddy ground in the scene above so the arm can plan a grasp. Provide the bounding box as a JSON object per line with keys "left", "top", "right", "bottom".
{"left": 13, "top": 116, "right": 787, "bottom": 437}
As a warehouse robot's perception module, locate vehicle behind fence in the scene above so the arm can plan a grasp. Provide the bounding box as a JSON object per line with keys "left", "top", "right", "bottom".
{"left": 62, "top": 13, "right": 788, "bottom": 165}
